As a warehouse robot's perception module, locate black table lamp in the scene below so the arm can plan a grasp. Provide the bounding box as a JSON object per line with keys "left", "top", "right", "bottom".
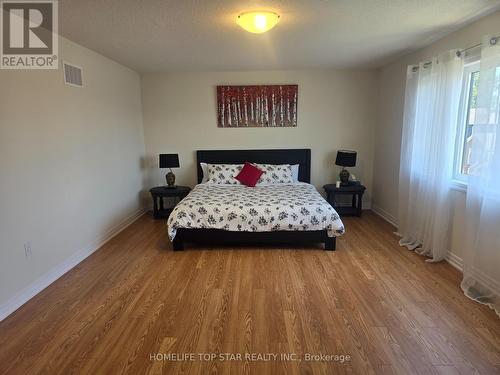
{"left": 159, "top": 154, "right": 179, "bottom": 188}
{"left": 335, "top": 150, "right": 357, "bottom": 184}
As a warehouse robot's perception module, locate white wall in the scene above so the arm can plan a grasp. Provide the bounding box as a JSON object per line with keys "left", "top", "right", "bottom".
{"left": 0, "top": 36, "right": 146, "bottom": 318}
{"left": 373, "top": 10, "right": 500, "bottom": 259}
{"left": 141, "top": 70, "right": 379, "bottom": 203}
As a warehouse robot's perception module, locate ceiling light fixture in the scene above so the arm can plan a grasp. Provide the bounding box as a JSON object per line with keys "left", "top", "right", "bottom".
{"left": 237, "top": 11, "right": 280, "bottom": 34}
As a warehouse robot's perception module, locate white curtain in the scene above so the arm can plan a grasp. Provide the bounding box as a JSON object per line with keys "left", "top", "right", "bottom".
{"left": 398, "top": 51, "right": 464, "bottom": 262}
{"left": 462, "top": 36, "right": 500, "bottom": 316}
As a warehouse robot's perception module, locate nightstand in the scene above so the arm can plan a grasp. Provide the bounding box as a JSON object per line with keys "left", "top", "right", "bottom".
{"left": 149, "top": 186, "right": 191, "bottom": 219}
{"left": 323, "top": 183, "right": 366, "bottom": 217}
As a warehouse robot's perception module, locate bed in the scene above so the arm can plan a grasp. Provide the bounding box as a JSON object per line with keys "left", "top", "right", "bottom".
{"left": 167, "top": 149, "right": 345, "bottom": 251}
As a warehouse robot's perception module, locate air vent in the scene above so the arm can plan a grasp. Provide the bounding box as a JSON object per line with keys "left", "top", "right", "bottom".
{"left": 63, "top": 62, "right": 83, "bottom": 87}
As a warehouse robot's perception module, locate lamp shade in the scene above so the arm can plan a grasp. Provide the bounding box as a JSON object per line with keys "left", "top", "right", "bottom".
{"left": 335, "top": 150, "right": 357, "bottom": 167}
{"left": 159, "top": 154, "right": 179, "bottom": 168}
{"left": 237, "top": 12, "right": 280, "bottom": 34}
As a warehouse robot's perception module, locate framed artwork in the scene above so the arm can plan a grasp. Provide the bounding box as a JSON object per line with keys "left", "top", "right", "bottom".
{"left": 216, "top": 85, "right": 298, "bottom": 128}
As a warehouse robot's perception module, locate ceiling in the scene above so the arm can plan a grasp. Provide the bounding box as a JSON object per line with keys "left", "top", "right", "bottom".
{"left": 58, "top": 0, "right": 500, "bottom": 73}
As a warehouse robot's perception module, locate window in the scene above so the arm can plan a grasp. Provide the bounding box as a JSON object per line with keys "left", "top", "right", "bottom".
{"left": 454, "top": 60, "right": 480, "bottom": 183}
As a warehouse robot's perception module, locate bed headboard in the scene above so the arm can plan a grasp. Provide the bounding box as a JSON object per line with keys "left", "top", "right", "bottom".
{"left": 196, "top": 149, "right": 311, "bottom": 184}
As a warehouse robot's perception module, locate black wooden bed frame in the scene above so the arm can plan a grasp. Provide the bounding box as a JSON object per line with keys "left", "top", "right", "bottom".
{"left": 172, "top": 149, "right": 336, "bottom": 251}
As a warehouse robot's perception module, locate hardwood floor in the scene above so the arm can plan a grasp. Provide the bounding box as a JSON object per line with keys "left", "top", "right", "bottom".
{"left": 0, "top": 211, "right": 499, "bottom": 374}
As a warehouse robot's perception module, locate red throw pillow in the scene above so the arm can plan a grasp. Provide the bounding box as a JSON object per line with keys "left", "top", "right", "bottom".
{"left": 235, "top": 162, "right": 264, "bottom": 187}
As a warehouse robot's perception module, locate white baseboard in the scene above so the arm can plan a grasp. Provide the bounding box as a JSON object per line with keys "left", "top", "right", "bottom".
{"left": 0, "top": 207, "right": 147, "bottom": 322}
{"left": 445, "top": 253, "right": 500, "bottom": 298}
{"left": 469, "top": 265, "right": 500, "bottom": 297}
{"left": 445, "top": 251, "right": 463, "bottom": 271}
{"left": 370, "top": 205, "right": 465, "bottom": 272}
{"left": 371, "top": 204, "right": 398, "bottom": 228}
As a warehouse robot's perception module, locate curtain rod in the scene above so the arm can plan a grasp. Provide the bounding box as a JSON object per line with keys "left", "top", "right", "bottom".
{"left": 455, "top": 35, "right": 500, "bottom": 57}
{"left": 411, "top": 35, "right": 499, "bottom": 72}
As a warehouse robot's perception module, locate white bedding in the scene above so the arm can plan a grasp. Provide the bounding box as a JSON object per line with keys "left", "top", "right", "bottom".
{"left": 167, "top": 182, "right": 345, "bottom": 241}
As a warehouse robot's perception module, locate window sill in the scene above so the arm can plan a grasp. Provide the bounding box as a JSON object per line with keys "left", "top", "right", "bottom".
{"left": 451, "top": 180, "right": 467, "bottom": 193}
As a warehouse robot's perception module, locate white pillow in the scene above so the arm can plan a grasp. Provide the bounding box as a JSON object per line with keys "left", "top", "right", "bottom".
{"left": 206, "top": 163, "right": 243, "bottom": 184}
{"left": 255, "top": 164, "right": 294, "bottom": 184}
{"left": 201, "top": 162, "right": 299, "bottom": 183}
{"left": 290, "top": 164, "right": 299, "bottom": 182}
